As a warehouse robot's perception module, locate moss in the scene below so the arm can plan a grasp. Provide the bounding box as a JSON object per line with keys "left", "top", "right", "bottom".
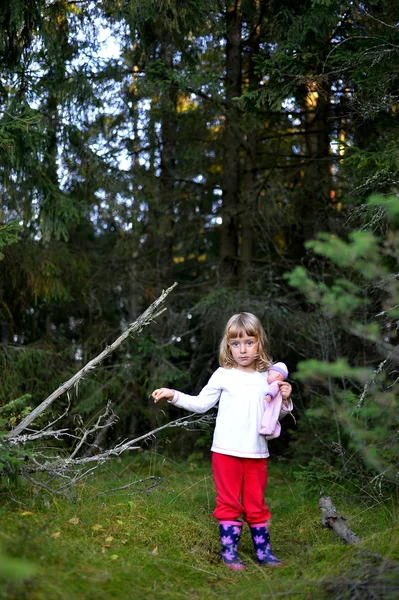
{"left": 0, "top": 455, "right": 398, "bottom": 599}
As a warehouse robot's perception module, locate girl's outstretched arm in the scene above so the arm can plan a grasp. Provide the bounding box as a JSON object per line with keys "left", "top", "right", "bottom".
{"left": 152, "top": 369, "right": 223, "bottom": 414}
{"left": 152, "top": 388, "right": 174, "bottom": 403}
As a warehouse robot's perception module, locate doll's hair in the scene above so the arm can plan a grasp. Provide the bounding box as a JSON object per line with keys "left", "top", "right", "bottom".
{"left": 219, "top": 312, "right": 272, "bottom": 372}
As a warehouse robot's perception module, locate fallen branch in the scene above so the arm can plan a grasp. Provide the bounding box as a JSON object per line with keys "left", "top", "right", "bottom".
{"left": 25, "top": 413, "right": 214, "bottom": 471}
{"left": 6, "top": 283, "right": 177, "bottom": 439}
{"left": 1, "top": 281, "right": 217, "bottom": 496}
{"left": 14, "top": 413, "right": 215, "bottom": 493}
{"left": 319, "top": 496, "right": 362, "bottom": 544}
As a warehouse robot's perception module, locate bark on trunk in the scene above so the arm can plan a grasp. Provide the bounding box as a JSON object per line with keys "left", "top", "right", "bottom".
{"left": 302, "top": 84, "right": 332, "bottom": 239}
{"left": 157, "top": 43, "right": 178, "bottom": 290}
{"left": 238, "top": 5, "right": 265, "bottom": 286}
{"left": 220, "top": 0, "right": 242, "bottom": 285}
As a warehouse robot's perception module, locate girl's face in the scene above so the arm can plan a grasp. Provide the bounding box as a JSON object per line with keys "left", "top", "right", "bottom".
{"left": 229, "top": 334, "right": 259, "bottom": 372}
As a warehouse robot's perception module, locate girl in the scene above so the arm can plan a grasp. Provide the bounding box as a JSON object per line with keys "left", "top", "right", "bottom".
{"left": 152, "top": 312, "right": 293, "bottom": 570}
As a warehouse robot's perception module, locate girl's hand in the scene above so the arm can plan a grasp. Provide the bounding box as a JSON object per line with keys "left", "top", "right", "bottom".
{"left": 152, "top": 388, "right": 174, "bottom": 403}
{"left": 278, "top": 381, "right": 292, "bottom": 407}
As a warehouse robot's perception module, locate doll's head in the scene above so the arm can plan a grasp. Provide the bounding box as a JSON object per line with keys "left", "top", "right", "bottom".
{"left": 267, "top": 362, "right": 288, "bottom": 384}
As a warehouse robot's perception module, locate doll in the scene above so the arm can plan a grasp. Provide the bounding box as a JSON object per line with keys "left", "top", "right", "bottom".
{"left": 259, "top": 362, "right": 289, "bottom": 439}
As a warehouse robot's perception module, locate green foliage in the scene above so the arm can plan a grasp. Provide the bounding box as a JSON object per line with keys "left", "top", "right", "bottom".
{"left": 295, "top": 358, "right": 369, "bottom": 383}
{"left": 286, "top": 266, "right": 365, "bottom": 316}
{"left": 369, "top": 194, "right": 399, "bottom": 222}
{"left": 0, "top": 394, "right": 32, "bottom": 431}
{"left": 0, "top": 346, "right": 74, "bottom": 409}
{"left": 0, "top": 220, "right": 20, "bottom": 260}
{"left": 287, "top": 195, "right": 399, "bottom": 489}
{"left": 0, "top": 394, "right": 35, "bottom": 476}
{"left": 0, "top": 438, "right": 28, "bottom": 478}
{"left": 0, "top": 0, "right": 45, "bottom": 67}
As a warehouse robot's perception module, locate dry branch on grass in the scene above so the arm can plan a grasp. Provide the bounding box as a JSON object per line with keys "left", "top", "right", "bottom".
{"left": 0, "top": 284, "right": 217, "bottom": 494}
{"left": 319, "top": 496, "right": 362, "bottom": 544}
{"left": 13, "top": 413, "right": 215, "bottom": 494}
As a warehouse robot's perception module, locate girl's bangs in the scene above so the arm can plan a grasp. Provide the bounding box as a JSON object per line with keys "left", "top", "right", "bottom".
{"left": 227, "top": 320, "right": 258, "bottom": 340}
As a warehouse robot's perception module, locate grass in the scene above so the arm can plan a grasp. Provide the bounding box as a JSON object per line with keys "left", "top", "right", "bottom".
{"left": 0, "top": 452, "right": 398, "bottom": 599}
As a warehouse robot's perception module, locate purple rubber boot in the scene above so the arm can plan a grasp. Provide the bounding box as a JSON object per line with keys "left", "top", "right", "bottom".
{"left": 219, "top": 521, "right": 246, "bottom": 571}
{"left": 249, "top": 524, "right": 283, "bottom": 566}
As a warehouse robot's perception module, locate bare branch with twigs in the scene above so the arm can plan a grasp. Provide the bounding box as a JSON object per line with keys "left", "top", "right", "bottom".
{"left": 1, "top": 282, "right": 216, "bottom": 496}
{"left": 13, "top": 410, "right": 214, "bottom": 494}
{"left": 6, "top": 283, "right": 178, "bottom": 439}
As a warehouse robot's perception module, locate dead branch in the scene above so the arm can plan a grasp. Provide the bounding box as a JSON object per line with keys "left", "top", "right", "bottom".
{"left": 13, "top": 412, "right": 215, "bottom": 494}
{"left": 7, "top": 429, "right": 78, "bottom": 444}
{"left": 83, "top": 413, "right": 118, "bottom": 458}
{"left": 1, "top": 281, "right": 217, "bottom": 497}
{"left": 27, "top": 413, "right": 214, "bottom": 471}
{"left": 319, "top": 496, "right": 362, "bottom": 544}
{"left": 6, "top": 283, "right": 177, "bottom": 439}
{"left": 69, "top": 401, "right": 118, "bottom": 460}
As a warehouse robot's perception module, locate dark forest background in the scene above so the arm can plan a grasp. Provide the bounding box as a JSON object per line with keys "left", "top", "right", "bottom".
{"left": 1, "top": 0, "right": 398, "bottom": 494}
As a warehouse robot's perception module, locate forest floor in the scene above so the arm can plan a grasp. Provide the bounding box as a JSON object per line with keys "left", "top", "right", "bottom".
{"left": 0, "top": 452, "right": 398, "bottom": 600}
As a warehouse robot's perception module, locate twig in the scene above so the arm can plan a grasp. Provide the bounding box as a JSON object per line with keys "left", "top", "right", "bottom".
{"left": 93, "top": 476, "right": 162, "bottom": 497}
{"left": 8, "top": 429, "right": 78, "bottom": 445}
{"left": 23, "top": 473, "right": 65, "bottom": 496}
{"left": 40, "top": 391, "right": 72, "bottom": 433}
{"left": 357, "top": 3, "right": 399, "bottom": 31}
{"left": 355, "top": 357, "right": 388, "bottom": 412}
{"left": 69, "top": 401, "right": 118, "bottom": 460}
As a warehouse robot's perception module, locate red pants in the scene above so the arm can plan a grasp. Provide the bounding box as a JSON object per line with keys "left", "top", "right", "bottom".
{"left": 212, "top": 452, "right": 271, "bottom": 525}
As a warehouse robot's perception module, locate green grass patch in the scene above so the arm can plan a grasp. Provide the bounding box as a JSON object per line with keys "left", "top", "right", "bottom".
{"left": 0, "top": 452, "right": 398, "bottom": 599}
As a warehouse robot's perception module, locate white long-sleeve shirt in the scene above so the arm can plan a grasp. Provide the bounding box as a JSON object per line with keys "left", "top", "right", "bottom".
{"left": 169, "top": 367, "right": 293, "bottom": 459}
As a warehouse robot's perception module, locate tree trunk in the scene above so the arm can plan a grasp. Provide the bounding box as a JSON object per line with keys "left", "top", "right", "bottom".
{"left": 301, "top": 83, "right": 332, "bottom": 241}
{"left": 158, "top": 42, "right": 178, "bottom": 289}
{"left": 145, "top": 42, "right": 178, "bottom": 295}
{"left": 238, "top": 3, "right": 266, "bottom": 286}
{"left": 220, "top": 0, "right": 242, "bottom": 286}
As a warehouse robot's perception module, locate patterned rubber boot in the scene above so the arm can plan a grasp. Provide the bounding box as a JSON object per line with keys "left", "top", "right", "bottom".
{"left": 219, "top": 521, "right": 246, "bottom": 571}
{"left": 249, "top": 524, "right": 283, "bottom": 566}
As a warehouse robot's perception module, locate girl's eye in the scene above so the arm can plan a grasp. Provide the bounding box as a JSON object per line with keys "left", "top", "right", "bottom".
{"left": 231, "top": 342, "right": 239, "bottom": 348}
{"left": 247, "top": 341, "right": 253, "bottom": 346}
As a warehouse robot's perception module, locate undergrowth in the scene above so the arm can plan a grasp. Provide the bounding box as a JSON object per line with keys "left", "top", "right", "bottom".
{"left": 0, "top": 452, "right": 398, "bottom": 599}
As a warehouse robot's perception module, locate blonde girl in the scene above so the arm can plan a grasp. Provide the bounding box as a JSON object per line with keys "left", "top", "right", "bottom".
{"left": 152, "top": 312, "right": 292, "bottom": 570}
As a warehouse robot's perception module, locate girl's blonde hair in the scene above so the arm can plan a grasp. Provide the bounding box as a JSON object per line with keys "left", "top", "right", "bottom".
{"left": 219, "top": 312, "right": 272, "bottom": 372}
